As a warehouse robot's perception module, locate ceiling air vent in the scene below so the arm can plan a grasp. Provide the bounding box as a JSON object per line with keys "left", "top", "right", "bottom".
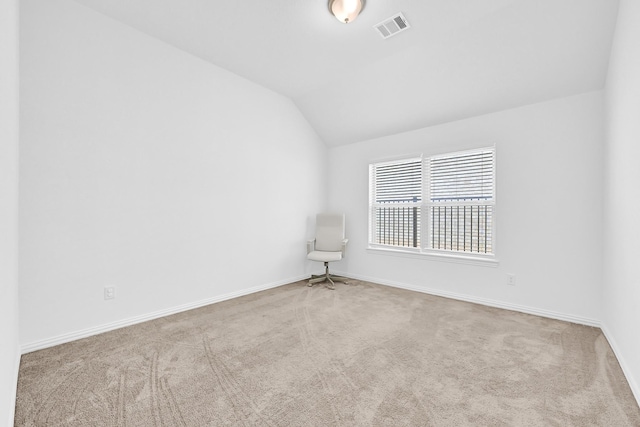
{"left": 373, "top": 13, "right": 410, "bottom": 39}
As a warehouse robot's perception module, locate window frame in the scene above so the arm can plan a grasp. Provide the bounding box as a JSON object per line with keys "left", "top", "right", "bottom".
{"left": 369, "top": 156, "right": 423, "bottom": 253}
{"left": 368, "top": 147, "right": 498, "bottom": 266}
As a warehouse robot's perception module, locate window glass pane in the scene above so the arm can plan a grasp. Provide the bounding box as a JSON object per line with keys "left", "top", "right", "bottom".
{"left": 430, "top": 205, "right": 493, "bottom": 253}
{"left": 372, "top": 205, "right": 420, "bottom": 248}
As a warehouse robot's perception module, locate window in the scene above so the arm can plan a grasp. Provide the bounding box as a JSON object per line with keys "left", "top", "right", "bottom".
{"left": 369, "top": 147, "right": 495, "bottom": 259}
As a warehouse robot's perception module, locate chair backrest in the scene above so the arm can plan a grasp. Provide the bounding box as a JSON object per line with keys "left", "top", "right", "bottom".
{"left": 315, "top": 213, "right": 345, "bottom": 252}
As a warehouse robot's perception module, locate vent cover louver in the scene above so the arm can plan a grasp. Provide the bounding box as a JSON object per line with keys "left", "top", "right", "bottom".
{"left": 374, "top": 13, "right": 410, "bottom": 39}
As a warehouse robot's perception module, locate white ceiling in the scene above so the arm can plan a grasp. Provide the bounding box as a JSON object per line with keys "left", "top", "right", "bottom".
{"left": 71, "top": 0, "right": 619, "bottom": 146}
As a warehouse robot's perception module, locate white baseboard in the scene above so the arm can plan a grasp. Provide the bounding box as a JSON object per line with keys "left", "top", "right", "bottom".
{"left": 600, "top": 324, "right": 640, "bottom": 408}
{"left": 17, "top": 271, "right": 639, "bottom": 410}
{"left": 336, "top": 271, "right": 601, "bottom": 327}
{"left": 8, "top": 351, "right": 20, "bottom": 427}
{"left": 21, "top": 274, "right": 308, "bottom": 354}
{"left": 346, "top": 270, "right": 639, "bottom": 407}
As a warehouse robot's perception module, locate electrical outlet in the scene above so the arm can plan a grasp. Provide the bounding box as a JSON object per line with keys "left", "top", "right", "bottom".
{"left": 507, "top": 274, "right": 516, "bottom": 286}
{"left": 104, "top": 286, "right": 115, "bottom": 300}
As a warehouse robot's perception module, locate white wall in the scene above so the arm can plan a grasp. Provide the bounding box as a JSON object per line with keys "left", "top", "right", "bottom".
{"left": 603, "top": 0, "right": 640, "bottom": 404}
{"left": 328, "top": 91, "right": 604, "bottom": 324}
{"left": 0, "top": 0, "right": 21, "bottom": 424}
{"left": 19, "top": 0, "right": 327, "bottom": 349}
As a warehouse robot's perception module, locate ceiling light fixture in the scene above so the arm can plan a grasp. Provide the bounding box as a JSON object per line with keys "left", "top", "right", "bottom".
{"left": 329, "top": 0, "right": 364, "bottom": 24}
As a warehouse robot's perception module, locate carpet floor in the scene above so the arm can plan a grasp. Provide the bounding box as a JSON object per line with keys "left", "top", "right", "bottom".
{"left": 14, "top": 280, "right": 640, "bottom": 426}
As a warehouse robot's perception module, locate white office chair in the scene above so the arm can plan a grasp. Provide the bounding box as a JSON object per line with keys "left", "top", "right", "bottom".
{"left": 307, "top": 213, "right": 348, "bottom": 290}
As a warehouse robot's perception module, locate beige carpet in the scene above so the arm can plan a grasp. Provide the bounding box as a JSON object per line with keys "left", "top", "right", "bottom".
{"left": 15, "top": 280, "right": 640, "bottom": 426}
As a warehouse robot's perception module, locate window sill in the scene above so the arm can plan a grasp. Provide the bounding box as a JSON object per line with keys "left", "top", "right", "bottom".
{"left": 366, "top": 246, "right": 499, "bottom": 267}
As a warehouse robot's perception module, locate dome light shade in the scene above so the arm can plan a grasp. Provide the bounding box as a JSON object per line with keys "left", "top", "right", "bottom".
{"left": 329, "top": 0, "right": 364, "bottom": 24}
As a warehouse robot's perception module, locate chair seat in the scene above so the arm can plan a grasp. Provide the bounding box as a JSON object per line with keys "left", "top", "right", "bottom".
{"left": 307, "top": 251, "right": 342, "bottom": 262}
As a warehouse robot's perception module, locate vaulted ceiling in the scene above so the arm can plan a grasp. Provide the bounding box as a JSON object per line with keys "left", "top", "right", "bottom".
{"left": 72, "top": 0, "right": 619, "bottom": 146}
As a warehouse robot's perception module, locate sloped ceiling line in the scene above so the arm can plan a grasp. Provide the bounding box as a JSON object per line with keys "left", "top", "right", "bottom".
{"left": 72, "top": 0, "right": 619, "bottom": 146}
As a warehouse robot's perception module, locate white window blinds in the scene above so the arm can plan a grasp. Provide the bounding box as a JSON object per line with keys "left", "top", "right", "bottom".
{"left": 372, "top": 159, "right": 422, "bottom": 204}
{"left": 370, "top": 158, "right": 422, "bottom": 248}
{"left": 369, "top": 147, "right": 495, "bottom": 256}
{"left": 428, "top": 148, "right": 495, "bottom": 254}
{"left": 429, "top": 150, "right": 494, "bottom": 202}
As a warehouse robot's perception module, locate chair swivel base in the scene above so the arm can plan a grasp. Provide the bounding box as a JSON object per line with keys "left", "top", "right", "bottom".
{"left": 308, "top": 262, "right": 348, "bottom": 290}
